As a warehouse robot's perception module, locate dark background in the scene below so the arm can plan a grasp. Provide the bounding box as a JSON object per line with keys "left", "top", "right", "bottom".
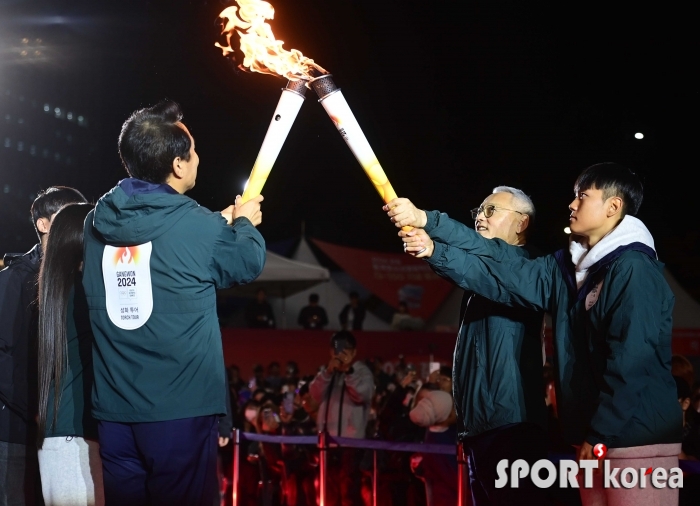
{"left": 1, "top": 0, "right": 697, "bottom": 298}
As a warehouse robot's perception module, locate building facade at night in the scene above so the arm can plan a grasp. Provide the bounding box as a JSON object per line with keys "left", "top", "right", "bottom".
{"left": 1, "top": 30, "right": 103, "bottom": 253}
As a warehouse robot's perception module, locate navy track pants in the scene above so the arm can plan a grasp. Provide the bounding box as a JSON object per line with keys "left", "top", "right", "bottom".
{"left": 98, "top": 415, "right": 218, "bottom": 506}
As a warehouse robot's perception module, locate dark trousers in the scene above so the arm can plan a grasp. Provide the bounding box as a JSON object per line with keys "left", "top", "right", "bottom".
{"left": 326, "top": 448, "right": 362, "bottom": 506}
{"left": 464, "top": 423, "right": 550, "bottom": 506}
{"left": 98, "top": 415, "right": 218, "bottom": 506}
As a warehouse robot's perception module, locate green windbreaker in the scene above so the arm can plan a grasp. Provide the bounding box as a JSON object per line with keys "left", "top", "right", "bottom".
{"left": 424, "top": 211, "right": 681, "bottom": 449}
{"left": 45, "top": 278, "right": 97, "bottom": 439}
{"left": 425, "top": 211, "right": 546, "bottom": 439}
{"left": 82, "top": 179, "right": 265, "bottom": 422}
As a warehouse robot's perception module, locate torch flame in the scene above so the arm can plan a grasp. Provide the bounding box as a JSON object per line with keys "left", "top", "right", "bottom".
{"left": 216, "top": 0, "right": 327, "bottom": 81}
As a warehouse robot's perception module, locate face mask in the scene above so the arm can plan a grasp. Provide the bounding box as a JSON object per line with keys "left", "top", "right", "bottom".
{"left": 245, "top": 408, "right": 258, "bottom": 422}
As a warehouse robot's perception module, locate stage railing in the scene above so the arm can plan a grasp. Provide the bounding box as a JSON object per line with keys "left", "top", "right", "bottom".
{"left": 230, "top": 429, "right": 700, "bottom": 506}
{"left": 232, "top": 429, "right": 465, "bottom": 506}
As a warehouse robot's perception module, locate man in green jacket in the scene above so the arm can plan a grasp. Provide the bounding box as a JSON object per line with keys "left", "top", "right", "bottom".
{"left": 82, "top": 100, "right": 266, "bottom": 506}
{"left": 387, "top": 163, "right": 682, "bottom": 505}
{"left": 394, "top": 186, "right": 548, "bottom": 505}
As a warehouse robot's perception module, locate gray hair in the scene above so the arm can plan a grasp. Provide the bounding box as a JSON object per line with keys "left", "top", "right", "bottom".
{"left": 492, "top": 186, "right": 535, "bottom": 218}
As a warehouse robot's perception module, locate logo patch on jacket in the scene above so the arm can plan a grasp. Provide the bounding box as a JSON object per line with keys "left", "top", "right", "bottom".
{"left": 102, "top": 243, "right": 154, "bottom": 330}
{"left": 585, "top": 280, "right": 604, "bottom": 310}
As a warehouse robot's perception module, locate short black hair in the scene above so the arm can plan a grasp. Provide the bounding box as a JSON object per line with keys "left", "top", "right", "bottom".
{"left": 439, "top": 365, "right": 452, "bottom": 378}
{"left": 675, "top": 375, "right": 691, "bottom": 400}
{"left": 31, "top": 187, "right": 87, "bottom": 239}
{"left": 349, "top": 291, "right": 359, "bottom": 299}
{"left": 574, "top": 163, "right": 643, "bottom": 217}
{"left": 330, "top": 330, "right": 357, "bottom": 350}
{"left": 118, "top": 100, "right": 191, "bottom": 184}
{"left": 309, "top": 293, "right": 319, "bottom": 303}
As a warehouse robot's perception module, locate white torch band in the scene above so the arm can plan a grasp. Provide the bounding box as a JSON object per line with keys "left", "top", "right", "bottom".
{"left": 312, "top": 78, "right": 398, "bottom": 204}
{"left": 241, "top": 84, "right": 306, "bottom": 202}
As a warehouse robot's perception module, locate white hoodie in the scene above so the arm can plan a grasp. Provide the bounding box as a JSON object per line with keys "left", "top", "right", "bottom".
{"left": 570, "top": 215, "right": 656, "bottom": 290}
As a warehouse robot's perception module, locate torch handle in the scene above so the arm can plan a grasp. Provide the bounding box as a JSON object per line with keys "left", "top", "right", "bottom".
{"left": 241, "top": 84, "right": 306, "bottom": 203}
{"left": 380, "top": 184, "right": 413, "bottom": 232}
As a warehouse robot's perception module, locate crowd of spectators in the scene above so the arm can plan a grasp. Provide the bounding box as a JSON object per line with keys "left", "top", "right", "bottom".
{"left": 218, "top": 340, "right": 700, "bottom": 506}
{"left": 217, "top": 332, "right": 459, "bottom": 506}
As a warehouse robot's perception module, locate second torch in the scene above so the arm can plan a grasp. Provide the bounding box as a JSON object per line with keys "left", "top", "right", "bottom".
{"left": 308, "top": 74, "right": 404, "bottom": 211}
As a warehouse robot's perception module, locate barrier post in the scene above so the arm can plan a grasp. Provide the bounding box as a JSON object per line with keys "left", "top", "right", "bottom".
{"left": 319, "top": 431, "right": 328, "bottom": 506}
{"left": 372, "top": 450, "right": 378, "bottom": 506}
{"left": 457, "top": 440, "right": 467, "bottom": 506}
{"left": 232, "top": 428, "right": 240, "bottom": 506}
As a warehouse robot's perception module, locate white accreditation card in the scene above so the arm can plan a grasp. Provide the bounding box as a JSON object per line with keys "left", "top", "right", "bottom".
{"left": 102, "top": 243, "right": 154, "bottom": 330}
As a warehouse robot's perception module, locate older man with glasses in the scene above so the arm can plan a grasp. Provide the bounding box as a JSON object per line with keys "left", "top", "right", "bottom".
{"left": 385, "top": 187, "right": 550, "bottom": 506}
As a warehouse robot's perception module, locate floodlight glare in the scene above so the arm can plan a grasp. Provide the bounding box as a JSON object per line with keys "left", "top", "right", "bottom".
{"left": 634, "top": 132, "right": 644, "bottom": 140}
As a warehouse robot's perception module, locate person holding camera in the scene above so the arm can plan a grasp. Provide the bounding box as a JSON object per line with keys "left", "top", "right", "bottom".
{"left": 309, "top": 332, "right": 374, "bottom": 506}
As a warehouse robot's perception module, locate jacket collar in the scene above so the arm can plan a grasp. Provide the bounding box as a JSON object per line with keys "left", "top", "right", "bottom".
{"left": 569, "top": 215, "right": 655, "bottom": 289}
{"left": 118, "top": 178, "right": 178, "bottom": 197}
{"left": 555, "top": 242, "right": 657, "bottom": 302}
{"left": 25, "top": 243, "right": 42, "bottom": 270}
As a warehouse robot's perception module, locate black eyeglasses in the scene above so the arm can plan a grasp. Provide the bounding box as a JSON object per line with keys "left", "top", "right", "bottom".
{"left": 470, "top": 204, "right": 525, "bottom": 220}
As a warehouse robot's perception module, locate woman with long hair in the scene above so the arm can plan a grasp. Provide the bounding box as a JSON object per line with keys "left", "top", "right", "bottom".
{"left": 37, "top": 203, "right": 104, "bottom": 505}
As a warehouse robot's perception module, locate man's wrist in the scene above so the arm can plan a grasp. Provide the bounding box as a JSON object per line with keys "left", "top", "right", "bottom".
{"left": 419, "top": 210, "right": 428, "bottom": 228}
{"left": 424, "top": 240, "right": 443, "bottom": 263}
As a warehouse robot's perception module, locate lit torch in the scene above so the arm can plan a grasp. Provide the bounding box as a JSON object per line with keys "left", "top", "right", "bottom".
{"left": 216, "top": 1, "right": 326, "bottom": 202}
{"left": 239, "top": 79, "right": 306, "bottom": 201}
{"left": 309, "top": 75, "right": 399, "bottom": 205}
{"left": 216, "top": 0, "right": 408, "bottom": 227}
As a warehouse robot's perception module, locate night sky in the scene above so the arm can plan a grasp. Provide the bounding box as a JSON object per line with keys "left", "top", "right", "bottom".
{"left": 1, "top": 0, "right": 697, "bottom": 296}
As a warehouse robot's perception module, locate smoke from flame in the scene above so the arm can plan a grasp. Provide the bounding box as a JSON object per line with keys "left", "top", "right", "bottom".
{"left": 216, "top": 0, "right": 327, "bottom": 81}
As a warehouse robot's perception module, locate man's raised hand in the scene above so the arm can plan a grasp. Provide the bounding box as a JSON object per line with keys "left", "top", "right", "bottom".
{"left": 326, "top": 356, "right": 341, "bottom": 374}
{"left": 400, "top": 228, "right": 434, "bottom": 259}
{"left": 233, "top": 194, "right": 264, "bottom": 227}
{"left": 383, "top": 198, "right": 428, "bottom": 229}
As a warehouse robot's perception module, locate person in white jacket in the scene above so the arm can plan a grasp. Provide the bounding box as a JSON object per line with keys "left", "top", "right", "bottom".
{"left": 309, "top": 331, "right": 374, "bottom": 506}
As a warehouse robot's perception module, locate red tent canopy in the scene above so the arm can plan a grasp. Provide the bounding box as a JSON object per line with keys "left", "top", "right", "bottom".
{"left": 312, "top": 238, "right": 453, "bottom": 320}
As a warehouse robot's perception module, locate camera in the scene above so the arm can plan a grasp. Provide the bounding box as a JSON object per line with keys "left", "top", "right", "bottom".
{"left": 333, "top": 339, "right": 348, "bottom": 355}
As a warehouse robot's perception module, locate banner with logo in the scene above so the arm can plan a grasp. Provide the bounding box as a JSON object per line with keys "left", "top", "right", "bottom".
{"left": 311, "top": 238, "right": 453, "bottom": 320}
